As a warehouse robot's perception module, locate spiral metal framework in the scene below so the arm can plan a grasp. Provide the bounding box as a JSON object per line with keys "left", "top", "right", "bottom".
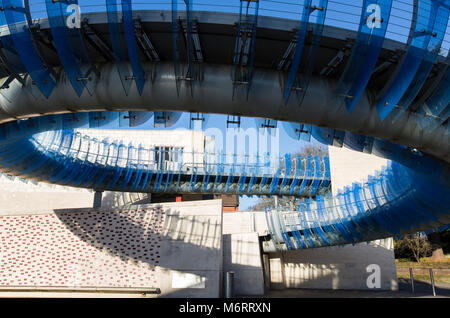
{"left": 0, "top": 124, "right": 331, "bottom": 196}
{"left": 0, "top": 0, "right": 448, "bottom": 248}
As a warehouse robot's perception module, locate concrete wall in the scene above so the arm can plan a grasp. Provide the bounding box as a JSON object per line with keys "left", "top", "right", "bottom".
{"left": 222, "top": 212, "right": 266, "bottom": 296}
{"left": 261, "top": 147, "right": 398, "bottom": 291}
{"left": 0, "top": 199, "right": 224, "bottom": 298}
{"left": 222, "top": 233, "right": 265, "bottom": 296}
{"left": 0, "top": 173, "right": 153, "bottom": 213}
{"left": 262, "top": 146, "right": 397, "bottom": 291}
{"left": 222, "top": 211, "right": 268, "bottom": 236}
{"left": 76, "top": 128, "right": 206, "bottom": 166}
{"left": 0, "top": 206, "right": 164, "bottom": 289}
{"left": 270, "top": 238, "right": 398, "bottom": 290}
{"left": 157, "top": 200, "right": 223, "bottom": 298}
{"left": 0, "top": 173, "right": 94, "bottom": 213}
{"left": 328, "top": 146, "right": 388, "bottom": 196}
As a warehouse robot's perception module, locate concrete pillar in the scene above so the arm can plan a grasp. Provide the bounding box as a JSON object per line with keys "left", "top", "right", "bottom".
{"left": 269, "top": 256, "right": 285, "bottom": 290}
{"left": 93, "top": 191, "right": 103, "bottom": 208}
{"left": 262, "top": 254, "right": 271, "bottom": 291}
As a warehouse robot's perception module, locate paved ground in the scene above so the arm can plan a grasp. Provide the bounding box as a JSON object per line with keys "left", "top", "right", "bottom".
{"left": 1, "top": 279, "right": 449, "bottom": 298}
{"left": 259, "top": 278, "right": 450, "bottom": 298}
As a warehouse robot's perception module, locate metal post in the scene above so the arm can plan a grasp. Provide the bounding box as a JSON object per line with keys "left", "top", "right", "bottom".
{"left": 93, "top": 190, "right": 103, "bottom": 208}
{"left": 409, "top": 268, "right": 414, "bottom": 293}
{"left": 225, "top": 271, "right": 235, "bottom": 298}
{"left": 429, "top": 268, "right": 436, "bottom": 296}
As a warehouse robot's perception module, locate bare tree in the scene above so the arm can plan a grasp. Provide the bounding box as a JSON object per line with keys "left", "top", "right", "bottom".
{"left": 395, "top": 234, "right": 432, "bottom": 262}
{"left": 249, "top": 144, "right": 329, "bottom": 211}
{"left": 249, "top": 196, "right": 296, "bottom": 211}
{"left": 298, "top": 144, "right": 327, "bottom": 158}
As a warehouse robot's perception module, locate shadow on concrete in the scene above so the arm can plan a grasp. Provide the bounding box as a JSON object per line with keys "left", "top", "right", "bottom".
{"left": 54, "top": 205, "right": 165, "bottom": 267}
{"left": 50, "top": 204, "right": 258, "bottom": 297}
{"left": 101, "top": 192, "right": 152, "bottom": 209}
{"left": 222, "top": 233, "right": 265, "bottom": 296}
{"left": 257, "top": 278, "right": 450, "bottom": 298}
{"left": 275, "top": 241, "right": 397, "bottom": 290}
{"left": 396, "top": 277, "right": 450, "bottom": 297}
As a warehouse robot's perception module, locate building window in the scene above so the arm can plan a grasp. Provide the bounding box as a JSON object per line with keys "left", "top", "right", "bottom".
{"left": 154, "top": 146, "right": 183, "bottom": 169}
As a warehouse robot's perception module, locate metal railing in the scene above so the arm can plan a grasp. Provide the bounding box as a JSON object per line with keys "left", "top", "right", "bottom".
{"left": 265, "top": 160, "right": 450, "bottom": 250}
{"left": 15, "top": 0, "right": 448, "bottom": 57}
{"left": 31, "top": 129, "right": 331, "bottom": 180}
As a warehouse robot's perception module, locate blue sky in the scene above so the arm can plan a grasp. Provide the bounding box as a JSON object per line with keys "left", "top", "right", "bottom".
{"left": 127, "top": 112, "right": 327, "bottom": 210}
{"left": 23, "top": 0, "right": 446, "bottom": 50}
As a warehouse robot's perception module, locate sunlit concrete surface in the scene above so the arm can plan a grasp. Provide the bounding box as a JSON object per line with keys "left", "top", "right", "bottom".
{"left": 0, "top": 173, "right": 152, "bottom": 214}
{"left": 263, "top": 146, "right": 398, "bottom": 290}
{"left": 328, "top": 146, "right": 389, "bottom": 196}
{"left": 158, "top": 200, "right": 223, "bottom": 297}
{"left": 223, "top": 232, "right": 265, "bottom": 296}
{"left": 268, "top": 239, "right": 397, "bottom": 291}
{"left": 0, "top": 199, "right": 223, "bottom": 298}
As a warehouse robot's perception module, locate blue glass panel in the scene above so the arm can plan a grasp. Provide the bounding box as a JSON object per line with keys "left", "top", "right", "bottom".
{"left": 343, "top": 132, "right": 366, "bottom": 152}
{"left": 122, "top": 0, "right": 145, "bottom": 95}
{"left": 131, "top": 145, "right": 144, "bottom": 190}
{"left": 269, "top": 171, "right": 280, "bottom": 194}
{"left": 320, "top": 160, "right": 331, "bottom": 188}
{"left": 39, "top": 115, "right": 63, "bottom": 131}
{"left": 120, "top": 144, "right": 134, "bottom": 190}
{"left": 3, "top": 0, "right": 56, "bottom": 98}
{"left": 376, "top": 0, "right": 439, "bottom": 120}
{"left": 291, "top": 230, "right": 307, "bottom": 249}
{"left": 45, "top": 0, "right": 94, "bottom": 96}
{"left": 0, "top": 8, "right": 27, "bottom": 84}
{"left": 296, "top": 0, "right": 328, "bottom": 107}
{"left": 312, "top": 126, "right": 334, "bottom": 145}
{"left": 171, "top": 0, "right": 181, "bottom": 96}
{"left": 106, "top": 0, "right": 133, "bottom": 95}
{"left": 190, "top": 113, "right": 209, "bottom": 130}
{"left": 71, "top": 137, "right": 96, "bottom": 187}
{"left": 119, "top": 111, "right": 130, "bottom": 127}
{"left": 62, "top": 112, "right": 89, "bottom": 129}
{"left": 31, "top": 130, "right": 67, "bottom": 180}
{"left": 89, "top": 139, "right": 111, "bottom": 188}
{"left": 154, "top": 111, "right": 182, "bottom": 127}
{"left": 421, "top": 68, "right": 450, "bottom": 121}
{"left": 88, "top": 111, "right": 120, "bottom": 128}
{"left": 288, "top": 156, "right": 301, "bottom": 196}
{"left": 336, "top": 0, "right": 393, "bottom": 112}
{"left": 48, "top": 132, "right": 74, "bottom": 183}
{"left": 309, "top": 155, "right": 322, "bottom": 195}
{"left": 128, "top": 111, "right": 153, "bottom": 127}
{"left": 283, "top": 0, "right": 312, "bottom": 104}
{"left": 108, "top": 142, "right": 125, "bottom": 188}
{"left": 390, "top": 4, "right": 450, "bottom": 122}
{"left": 427, "top": 104, "right": 449, "bottom": 131}
{"left": 333, "top": 130, "right": 345, "bottom": 147}
{"left": 172, "top": 0, "right": 196, "bottom": 95}
{"left": 363, "top": 136, "right": 374, "bottom": 154}
{"left": 282, "top": 122, "right": 312, "bottom": 141}
{"left": 58, "top": 133, "right": 84, "bottom": 184}
{"left": 255, "top": 118, "right": 277, "bottom": 134}
{"left": 140, "top": 166, "right": 153, "bottom": 192}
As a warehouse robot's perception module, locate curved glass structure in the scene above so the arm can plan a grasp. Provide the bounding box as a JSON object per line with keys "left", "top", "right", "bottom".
{"left": 0, "top": 0, "right": 448, "bottom": 248}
